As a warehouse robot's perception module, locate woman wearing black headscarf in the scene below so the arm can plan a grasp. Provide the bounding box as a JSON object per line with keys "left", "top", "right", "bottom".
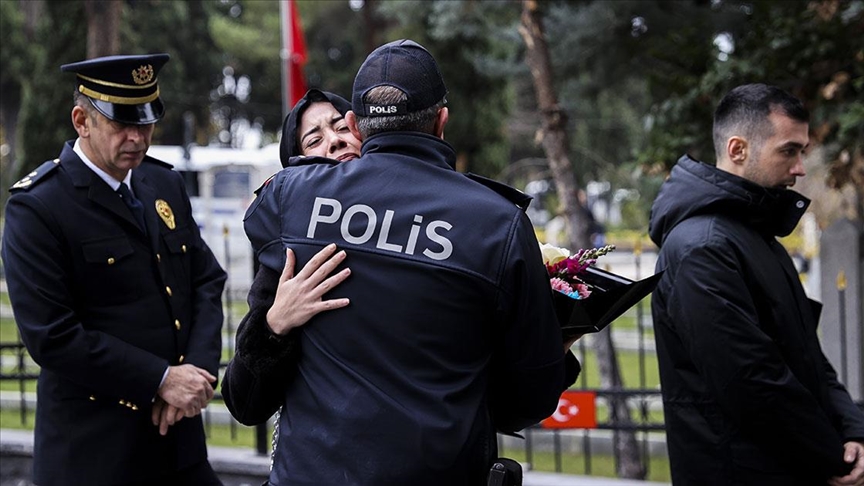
{"left": 279, "top": 89, "right": 361, "bottom": 167}
{"left": 223, "top": 89, "right": 358, "bottom": 428}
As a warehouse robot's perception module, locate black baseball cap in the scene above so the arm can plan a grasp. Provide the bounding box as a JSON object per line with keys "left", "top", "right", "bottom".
{"left": 61, "top": 53, "right": 170, "bottom": 125}
{"left": 352, "top": 39, "right": 447, "bottom": 117}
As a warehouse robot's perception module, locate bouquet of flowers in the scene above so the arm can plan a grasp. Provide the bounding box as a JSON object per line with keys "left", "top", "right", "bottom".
{"left": 541, "top": 243, "right": 616, "bottom": 300}
{"left": 540, "top": 242, "right": 663, "bottom": 339}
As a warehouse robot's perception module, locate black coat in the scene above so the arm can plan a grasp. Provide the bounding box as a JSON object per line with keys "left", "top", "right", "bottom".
{"left": 649, "top": 155, "right": 864, "bottom": 485}
{"left": 223, "top": 132, "right": 575, "bottom": 486}
{"left": 1, "top": 141, "right": 226, "bottom": 485}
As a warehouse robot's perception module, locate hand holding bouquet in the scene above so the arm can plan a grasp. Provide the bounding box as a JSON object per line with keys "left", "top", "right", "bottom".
{"left": 540, "top": 242, "right": 663, "bottom": 339}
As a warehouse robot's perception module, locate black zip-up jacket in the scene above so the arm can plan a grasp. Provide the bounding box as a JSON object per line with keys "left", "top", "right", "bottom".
{"left": 222, "top": 132, "right": 575, "bottom": 486}
{"left": 649, "top": 155, "right": 864, "bottom": 485}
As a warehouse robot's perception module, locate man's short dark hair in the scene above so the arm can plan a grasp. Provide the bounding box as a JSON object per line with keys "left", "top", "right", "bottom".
{"left": 712, "top": 83, "right": 809, "bottom": 162}
{"left": 73, "top": 90, "right": 99, "bottom": 124}
{"left": 355, "top": 86, "right": 445, "bottom": 139}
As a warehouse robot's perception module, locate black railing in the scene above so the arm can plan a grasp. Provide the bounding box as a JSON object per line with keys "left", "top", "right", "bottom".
{"left": 1, "top": 250, "right": 861, "bottom": 482}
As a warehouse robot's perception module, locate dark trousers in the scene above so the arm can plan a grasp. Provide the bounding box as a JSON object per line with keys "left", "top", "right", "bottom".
{"left": 124, "top": 460, "right": 222, "bottom": 486}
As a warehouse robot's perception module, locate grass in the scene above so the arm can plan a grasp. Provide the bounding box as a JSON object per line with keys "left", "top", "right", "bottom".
{"left": 0, "top": 407, "right": 36, "bottom": 429}
{"left": 0, "top": 317, "right": 19, "bottom": 343}
{"left": 569, "top": 344, "right": 661, "bottom": 390}
{"left": 203, "top": 416, "right": 259, "bottom": 448}
{"left": 501, "top": 442, "right": 671, "bottom": 482}
{"left": 0, "top": 379, "right": 37, "bottom": 393}
{"left": 0, "top": 407, "right": 259, "bottom": 449}
{"left": 0, "top": 298, "right": 249, "bottom": 367}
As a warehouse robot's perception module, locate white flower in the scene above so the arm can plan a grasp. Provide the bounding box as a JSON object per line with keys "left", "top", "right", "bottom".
{"left": 539, "top": 243, "right": 570, "bottom": 265}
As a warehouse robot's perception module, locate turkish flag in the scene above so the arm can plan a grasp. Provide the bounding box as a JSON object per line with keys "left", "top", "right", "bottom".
{"left": 286, "top": 0, "right": 308, "bottom": 107}
{"left": 541, "top": 391, "right": 597, "bottom": 429}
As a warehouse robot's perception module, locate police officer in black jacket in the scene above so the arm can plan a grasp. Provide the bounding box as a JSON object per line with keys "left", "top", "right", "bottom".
{"left": 1, "top": 54, "right": 226, "bottom": 485}
{"left": 222, "top": 39, "right": 578, "bottom": 486}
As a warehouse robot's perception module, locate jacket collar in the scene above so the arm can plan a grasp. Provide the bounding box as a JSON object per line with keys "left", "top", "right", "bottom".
{"left": 650, "top": 155, "right": 810, "bottom": 245}
{"left": 360, "top": 132, "right": 457, "bottom": 170}
{"left": 61, "top": 141, "right": 152, "bottom": 237}
{"left": 691, "top": 157, "right": 810, "bottom": 237}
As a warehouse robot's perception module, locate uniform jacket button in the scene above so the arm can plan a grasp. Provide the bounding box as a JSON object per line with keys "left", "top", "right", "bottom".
{"left": 175, "top": 319, "right": 181, "bottom": 330}
{"left": 107, "top": 257, "right": 115, "bottom": 265}
{"left": 165, "top": 286, "right": 172, "bottom": 297}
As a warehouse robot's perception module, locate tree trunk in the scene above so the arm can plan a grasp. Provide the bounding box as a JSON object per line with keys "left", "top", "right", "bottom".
{"left": 519, "top": 0, "right": 646, "bottom": 479}
{"left": 84, "top": 0, "right": 121, "bottom": 58}
{"left": 518, "top": 0, "right": 590, "bottom": 249}
{"left": 362, "top": 0, "right": 378, "bottom": 55}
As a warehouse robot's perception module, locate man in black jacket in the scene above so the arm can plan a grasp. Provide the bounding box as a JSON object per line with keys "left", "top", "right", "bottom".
{"left": 222, "top": 39, "right": 577, "bottom": 485}
{"left": 2, "top": 54, "right": 226, "bottom": 485}
{"left": 650, "top": 83, "right": 864, "bottom": 485}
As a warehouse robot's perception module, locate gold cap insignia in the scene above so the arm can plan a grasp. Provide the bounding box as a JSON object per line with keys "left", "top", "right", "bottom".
{"left": 132, "top": 64, "right": 155, "bottom": 85}
{"left": 155, "top": 199, "right": 176, "bottom": 229}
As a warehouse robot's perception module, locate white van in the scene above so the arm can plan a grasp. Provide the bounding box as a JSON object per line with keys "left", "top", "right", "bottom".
{"left": 146, "top": 144, "right": 282, "bottom": 293}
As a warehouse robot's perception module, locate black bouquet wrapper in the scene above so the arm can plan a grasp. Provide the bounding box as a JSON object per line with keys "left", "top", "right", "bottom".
{"left": 553, "top": 266, "right": 664, "bottom": 339}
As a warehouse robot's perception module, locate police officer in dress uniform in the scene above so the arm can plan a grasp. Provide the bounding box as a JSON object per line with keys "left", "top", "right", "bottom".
{"left": 1, "top": 54, "right": 226, "bottom": 485}
{"left": 221, "top": 40, "right": 578, "bottom": 486}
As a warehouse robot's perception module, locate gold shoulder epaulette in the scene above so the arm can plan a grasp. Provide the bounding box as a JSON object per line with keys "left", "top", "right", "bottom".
{"left": 10, "top": 158, "right": 61, "bottom": 191}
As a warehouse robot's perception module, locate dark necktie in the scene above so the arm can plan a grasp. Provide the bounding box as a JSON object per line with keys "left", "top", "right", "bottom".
{"left": 117, "top": 182, "right": 147, "bottom": 233}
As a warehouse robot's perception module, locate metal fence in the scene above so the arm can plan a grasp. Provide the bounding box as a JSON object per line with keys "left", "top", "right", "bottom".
{"left": 1, "top": 250, "right": 861, "bottom": 482}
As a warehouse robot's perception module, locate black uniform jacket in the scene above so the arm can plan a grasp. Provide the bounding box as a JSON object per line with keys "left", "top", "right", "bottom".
{"left": 222, "top": 132, "right": 574, "bottom": 486}
{"left": 649, "top": 155, "right": 864, "bottom": 485}
{"left": 1, "top": 141, "right": 226, "bottom": 485}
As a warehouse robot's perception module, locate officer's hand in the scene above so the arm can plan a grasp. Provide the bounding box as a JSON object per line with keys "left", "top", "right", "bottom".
{"left": 830, "top": 441, "right": 864, "bottom": 486}
{"left": 151, "top": 398, "right": 187, "bottom": 436}
{"left": 157, "top": 364, "right": 216, "bottom": 417}
{"left": 266, "top": 244, "right": 351, "bottom": 336}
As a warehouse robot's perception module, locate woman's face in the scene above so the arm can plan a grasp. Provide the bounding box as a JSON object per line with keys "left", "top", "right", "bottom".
{"left": 298, "top": 102, "right": 361, "bottom": 161}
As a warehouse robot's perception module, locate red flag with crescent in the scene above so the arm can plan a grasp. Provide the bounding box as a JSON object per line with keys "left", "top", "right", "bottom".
{"left": 541, "top": 391, "right": 597, "bottom": 429}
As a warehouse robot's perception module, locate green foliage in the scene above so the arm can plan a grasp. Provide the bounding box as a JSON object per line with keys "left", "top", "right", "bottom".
{"left": 9, "top": 0, "right": 226, "bottom": 180}
{"left": 503, "top": 1, "right": 679, "bottom": 228}
{"left": 209, "top": 0, "right": 284, "bottom": 136}
{"left": 638, "top": 0, "right": 864, "bottom": 182}
{"left": 299, "top": 0, "right": 369, "bottom": 97}
{"left": 0, "top": 1, "right": 27, "bottom": 88}
{"left": 4, "top": 0, "right": 860, "bottom": 216}
{"left": 374, "top": 0, "right": 516, "bottom": 176}
{"left": 16, "top": 2, "right": 86, "bottom": 171}
{"left": 124, "top": 0, "right": 224, "bottom": 146}
{"left": 499, "top": 445, "right": 672, "bottom": 482}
